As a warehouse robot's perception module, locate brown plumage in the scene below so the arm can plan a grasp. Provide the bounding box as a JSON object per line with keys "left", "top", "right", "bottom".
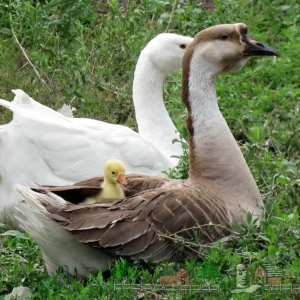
{"left": 35, "top": 178, "right": 234, "bottom": 262}
{"left": 36, "top": 173, "right": 170, "bottom": 203}
{"left": 16, "top": 23, "right": 278, "bottom": 276}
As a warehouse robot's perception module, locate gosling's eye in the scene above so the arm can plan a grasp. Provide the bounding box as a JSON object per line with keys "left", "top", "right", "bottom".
{"left": 112, "top": 171, "right": 116, "bottom": 175}
{"left": 220, "top": 34, "right": 229, "bottom": 40}
{"left": 179, "top": 44, "right": 186, "bottom": 49}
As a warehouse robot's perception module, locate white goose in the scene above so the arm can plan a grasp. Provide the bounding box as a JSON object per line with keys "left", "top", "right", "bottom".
{"left": 16, "top": 23, "right": 277, "bottom": 277}
{"left": 0, "top": 33, "right": 193, "bottom": 223}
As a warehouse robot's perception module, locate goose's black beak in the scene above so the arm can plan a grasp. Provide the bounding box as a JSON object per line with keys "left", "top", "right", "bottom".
{"left": 243, "top": 36, "right": 278, "bottom": 57}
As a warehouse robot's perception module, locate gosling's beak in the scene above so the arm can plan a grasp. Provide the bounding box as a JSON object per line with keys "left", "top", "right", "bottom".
{"left": 117, "top": 174, "right": 128, "bottom": 186}
{"left": 242, "top": 35, "right": 278, "bottom": 57}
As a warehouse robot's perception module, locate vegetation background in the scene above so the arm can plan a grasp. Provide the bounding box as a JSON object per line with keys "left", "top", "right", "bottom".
{"left": 0, "top": 0, "right": 299, "bottom": 299}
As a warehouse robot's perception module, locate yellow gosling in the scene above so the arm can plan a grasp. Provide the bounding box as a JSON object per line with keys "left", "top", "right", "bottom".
{"left": 83, "top": 159, "right": 127, "bottom": 204}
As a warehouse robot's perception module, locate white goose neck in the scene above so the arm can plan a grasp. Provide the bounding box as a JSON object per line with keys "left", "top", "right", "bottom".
{"left": 133, "top": 53, "right": 183, "bottom": 165}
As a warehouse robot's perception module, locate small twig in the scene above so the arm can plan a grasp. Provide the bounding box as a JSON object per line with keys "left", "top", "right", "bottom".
{"left": 19, "top": 61, "right": 29, "bottom": 71}
{"left": 159, "top": 233, "right": 235, "bottom": 251}
{"left": 159, "top": 233, "right": 203, "bottom": 248}
{"left": 165, "top": 0, "right": 179, "bottom": 32}
{"left": 69, "top": 96, "right": 76, "bottom": 104}
{"left": 157, "top": 224, "right": 240, "bottom": 254}
{"left": 10, "top": 14, "right": 46, "bottom": 85}
{"left": 160, "top": 224, "right": 240, "bottom": 239}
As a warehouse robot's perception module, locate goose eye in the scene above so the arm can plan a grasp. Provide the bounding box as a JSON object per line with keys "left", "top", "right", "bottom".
{"left": 220, "top": 34, "right": 229, "bottom": 40}
{"left": 179, "top": 44, "right": 186, "bottom": 49}
{"left": 112, "top": 171, "right": 116, "bottom": 175}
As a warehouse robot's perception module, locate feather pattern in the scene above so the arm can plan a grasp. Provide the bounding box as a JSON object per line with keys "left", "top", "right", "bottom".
{"left": 29, "top": 179, "right": 235, "bottom": 261}
{"left": 15, "top": 23, "right": 278, "bottom": 276}
{"left": 37, "top": 173, "right": 170, "bottom": 203}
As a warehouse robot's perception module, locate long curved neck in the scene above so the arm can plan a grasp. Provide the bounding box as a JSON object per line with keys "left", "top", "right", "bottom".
{"left": 183, "top": 58, "right": 263, "bottom": 213}
{"left": 133, "top": 53, "right": 183, "bottom": 166}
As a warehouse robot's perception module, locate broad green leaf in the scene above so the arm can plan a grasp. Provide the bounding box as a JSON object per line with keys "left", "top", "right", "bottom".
{"left": 0, "top": 230, "right": 30, "bottom": 239}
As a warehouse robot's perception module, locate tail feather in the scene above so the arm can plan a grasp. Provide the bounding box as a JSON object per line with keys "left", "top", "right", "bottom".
{"left": 15, "top": 185, "right": 110, "bottom": 277}
{"left": 12, "top": 89, "right": 32, "bottom": 104}
{"left": 17, "top": 185, "right": 69, "bottom": 211}
{"left": 0, "top": 99, "right": 11, "bottom": 110}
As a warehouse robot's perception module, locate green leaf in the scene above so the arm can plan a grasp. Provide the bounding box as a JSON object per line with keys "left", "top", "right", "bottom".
{"left": 277, "top": 174, "right": 290, "bottom": 184}
{"left": 160, "top": 12, "right": 170, "bottom": 19}
{"left": 246, "top": 212, "right": 253, "bottom": 224}
{"left": 282, "top": 161, "right": 297, "bottom": 174}
{"left": 0, "top": 27, "right": 11, "bottom": 35}
{"left": 257, "top": 234, "right": 271, "bottom": 243}
{"left": 0, "top": 230, "right": 30, "bottom": 239}
{"left": 268, "top": 244, "right": 276, "bottom": 255}
{"left": 279, "top": 5, "right": 290, "bottom": 11}
{"left": 267, "top": 225, "right": 276, "bottom": 240}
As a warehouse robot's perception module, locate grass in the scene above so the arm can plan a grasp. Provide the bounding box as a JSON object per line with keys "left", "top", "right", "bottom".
{"left": 0, "top": 0, "right": 300, "bottom": 299}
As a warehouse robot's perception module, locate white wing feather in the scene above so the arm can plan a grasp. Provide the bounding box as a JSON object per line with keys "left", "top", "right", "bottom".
{"left": 15, "top": 185, "right": 109, "bottom": 277}
{"left": 0, "top": 91, "right": 170, "bottom": 223}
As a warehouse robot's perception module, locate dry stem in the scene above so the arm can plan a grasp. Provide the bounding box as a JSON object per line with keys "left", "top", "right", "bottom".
{"left": 10, "top": 14, "right": 46, "bottom": 85}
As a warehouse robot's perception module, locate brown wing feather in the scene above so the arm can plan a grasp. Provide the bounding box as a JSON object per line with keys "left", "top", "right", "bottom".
{"left": 34, "top": 176, "right": 104, "bottom": 204}
{"left": 116, "top": 230, "right": 157, "bottom": 256}
{"left": 124, "top": 174, "right": 171, "bottom": 195}
{"left": 33, "top": 185, "right": 102, "bottom": 204}
{"left": 34, "top": 174, "right": 169, "bottom": 204}
{"left": 40, "top": 180, "right": 237, "bottom": 263}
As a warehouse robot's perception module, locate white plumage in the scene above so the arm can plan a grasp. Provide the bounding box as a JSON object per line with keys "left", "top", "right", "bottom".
{"left": 0, "top": 33, "right": 193, "bottom": 223}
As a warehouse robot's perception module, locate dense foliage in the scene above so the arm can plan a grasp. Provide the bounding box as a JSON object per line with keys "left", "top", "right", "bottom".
{"left": 0, "top": 0, "right": 299, "bottom": 299}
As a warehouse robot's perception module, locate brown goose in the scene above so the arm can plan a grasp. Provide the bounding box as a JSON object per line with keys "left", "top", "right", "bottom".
{"left": 16, "top": 23, "right": 278, "bottom": 277}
